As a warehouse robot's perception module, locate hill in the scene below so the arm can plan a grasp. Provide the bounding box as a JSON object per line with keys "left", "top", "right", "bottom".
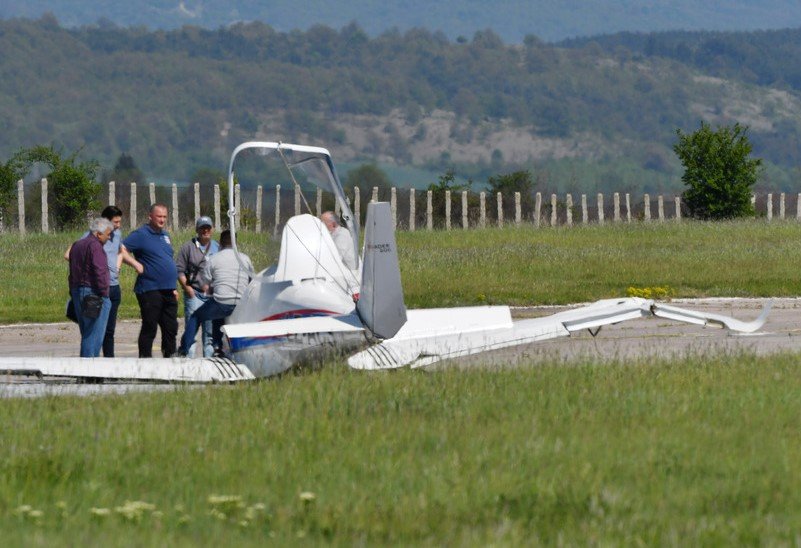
{"left": 1, "top": 18, "right": 801, "bottom": 192}
{"left": 3, "top": 0, "right": 801, "bottom": 44}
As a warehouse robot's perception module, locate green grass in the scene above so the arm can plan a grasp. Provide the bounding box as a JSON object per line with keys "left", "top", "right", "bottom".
{"left": 3, "top": 354, "right": 801, "bottom": 544}
{"left": 2, "top": 219, "right": 801, "bottom": 322}
{"left": 3, "top": 219, "right": 801, "bottom": 544}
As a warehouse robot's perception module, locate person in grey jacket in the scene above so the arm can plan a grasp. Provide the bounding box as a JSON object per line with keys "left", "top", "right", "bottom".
{"left": 177, "top": 230, "right": 253, "bottom": 357}
{"left": 176, "top": 216, "right": 219, "bottom": 357}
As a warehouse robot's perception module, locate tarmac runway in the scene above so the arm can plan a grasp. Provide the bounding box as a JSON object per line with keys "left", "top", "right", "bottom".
{"left": 1, "top": 298, "right": 800, "bottom": 397}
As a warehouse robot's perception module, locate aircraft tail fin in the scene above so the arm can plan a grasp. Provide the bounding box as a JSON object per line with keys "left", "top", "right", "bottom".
{"left": 357, "top": 202, "right": 407, "bottom": 339}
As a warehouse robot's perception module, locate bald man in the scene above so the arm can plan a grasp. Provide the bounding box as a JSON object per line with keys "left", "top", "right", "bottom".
{"left": 320, "top": 211, "right": 357, "bottom": 269}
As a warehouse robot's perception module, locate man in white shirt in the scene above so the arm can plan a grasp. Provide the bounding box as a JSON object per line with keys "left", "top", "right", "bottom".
{"left": 320, "top": 211, "right": 357, "bottom": 269}
{"left": 177, "top": 229, "right": 253, "bottom": 357}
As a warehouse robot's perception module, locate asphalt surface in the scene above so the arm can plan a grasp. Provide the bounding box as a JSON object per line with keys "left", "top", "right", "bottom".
{"left": 1, "top": 298, "right": 799, "bottom": 397}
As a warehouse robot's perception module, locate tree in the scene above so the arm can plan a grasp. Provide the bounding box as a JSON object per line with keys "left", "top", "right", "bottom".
{"left": 674, "top": 122, "right": 762, "bottom": 219}
{"left": 103, "top": 153, "right": 144, "bottom": 185}
{"left": 23, "top": 146, "right": 100, "bottom": 229}
{"left": 487, "top": 170, "right": 536, "bottom": 216}
{"left": 0, "top": 150, "right": 26, "bottom": 231}
{"left": 343, "top": 163, "right": 393, "bottom": 201}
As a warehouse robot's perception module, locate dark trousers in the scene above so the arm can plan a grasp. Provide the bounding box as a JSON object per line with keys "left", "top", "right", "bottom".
{"left": 135, "top": 289, "right": 178, "bottom": 358}
{"left": 102, "top": 284, "right": 122, "bottom": 357}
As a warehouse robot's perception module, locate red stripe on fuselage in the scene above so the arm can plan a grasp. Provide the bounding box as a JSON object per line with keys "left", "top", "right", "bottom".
{"left": 260, "top": 309, "right": 340, "bottom": 321}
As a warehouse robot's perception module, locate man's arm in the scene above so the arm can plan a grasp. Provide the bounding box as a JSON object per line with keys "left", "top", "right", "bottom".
{"left": 119, "top": 244, "right": 144, "bottom": 274}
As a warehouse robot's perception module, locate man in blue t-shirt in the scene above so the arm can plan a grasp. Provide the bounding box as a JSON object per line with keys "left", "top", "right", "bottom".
{"left": 123, "top": 203, "right": 179, "bottom": 357}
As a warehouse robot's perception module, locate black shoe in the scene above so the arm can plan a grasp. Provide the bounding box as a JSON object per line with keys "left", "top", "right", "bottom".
{"left": 212, "top": 349, "right": 226, "bottom": 358}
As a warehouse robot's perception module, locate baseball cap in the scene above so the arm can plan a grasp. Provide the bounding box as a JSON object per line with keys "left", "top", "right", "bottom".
{"left": 195, "top": 216, "right": 213, "bottom": 229}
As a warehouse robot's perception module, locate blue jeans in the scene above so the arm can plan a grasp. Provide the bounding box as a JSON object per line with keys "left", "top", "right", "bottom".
{"left": 103, "top": 284, "right": 121, "bottom": 357}
{"left": 180, "top": 292, "right": 213, "bottom": 357}
{"left": 180, "top": 299, "right": 236, "bottom": 354}
{"left": 71, "top": 286, "right": 111, "bottom": 358}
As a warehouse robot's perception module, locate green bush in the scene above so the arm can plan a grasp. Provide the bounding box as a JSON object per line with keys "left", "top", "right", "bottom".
{"left": 674, "top": 122, "right": 761, "bottom": 220}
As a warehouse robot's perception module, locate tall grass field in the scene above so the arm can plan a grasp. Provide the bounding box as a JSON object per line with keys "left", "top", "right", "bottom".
{"left": 2, "top": 219, "right": 801, "bottom": 544}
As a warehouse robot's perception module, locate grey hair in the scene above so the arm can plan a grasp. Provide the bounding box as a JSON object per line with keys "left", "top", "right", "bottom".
{"left": 90, "top": 217, "right": 114, "bottom": 235}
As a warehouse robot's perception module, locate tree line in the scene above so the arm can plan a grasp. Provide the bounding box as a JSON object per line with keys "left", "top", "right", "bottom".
{"left": 0, "top": 17, "right": 799, "bottom": 190}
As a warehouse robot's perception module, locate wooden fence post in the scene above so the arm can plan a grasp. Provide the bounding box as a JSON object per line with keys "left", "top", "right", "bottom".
{"left": 675, "top": 197, "right": 681, "bottom": 221}
{"left": 235, "top": 184, "right": 241, "bottom": 230}
{"left": 354, "top": 186, "right": 360, "bottom": 225}
{"left": 496, "top": 192, "right": 503, "bottom": 228}
{"left": 426, "top": 190, "right": 433, "bottom": 230}
{"left": 171, "top": 184, "right": 178, "bottom": 229}
{"left": 566, "top": 194, "right": 573, "bottom": 226}
{"left": 130, "top": 182, "right": 137, "bottom": 229}
{"left": 613, "top": 192, "right": 620, "bottom": 222}
{"left": 797, "top": 193, "right": 801, "bottom": 220}
{"left": 409, "top": 188, "right": 415, "bottom": 232}
{"left": 657, "top": 195, "right": 664, "bottom": 222}
{"left": 581, "top": 194, "right": 588, "bottom": 225}
{"left": 193, "top": 182, "right": 200, "bottom": 221}
{"left": 462, "top": 191, "right": 468, "bottom": 229}
{"left": 625, "top": 193, "right": 631, "bottom": 223}
{"left": 214, "top": 184, "right": 221, "bottom": 228}
{"left": 108, "top": 180, "right": 115, "bottom": 206}
{"left": 149, "top": 182, "right": 156, "bottom": 206}
{"left": 372, "top": 186, "right": 378, "bottom": 203}
{"left": 445, "top": 190, "right": 451, "bottom": 230}
{"left": 767, "top": 193, "right": 773, "bottom": 221}
{"left": 644, "top": 194, "right": 651, "bottom": 221}
{"left": 41, "top": 178, "right": 48, "bottom": 234}
{"left": 391, "top": 187, "right": 397, "bottom": 229}
{"left": 479, "top": 192, "right": 486, "bottom": 229}
{"left": 256, "top": 185, "right": 263, "bottom": 233}
{"left": 597, "top": 193, "right": 604, "bottom": 225}
{"left": 515, "top": 192, "right": 521, "bottom": 226}
{"left": 550, "top": 193, "right": 557, "bottom": 226}
{"left": 535, "top": 192, "right": 541, "bottom": 228}
{"left": 780, "top": 193, "right": 786, "bottom": 220}
{"left": 273, "top": 184, "right": 281, "bottom": 236}
{"left": 17, "top": 179, "right": 24, "bottom": 235}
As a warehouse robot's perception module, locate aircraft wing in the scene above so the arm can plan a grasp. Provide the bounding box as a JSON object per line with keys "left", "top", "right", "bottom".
{"left": 0, "top": 357, "right": 255, "bottom": 383}
{"left": 347, "top": 298, "right": 772, "bottom": 370}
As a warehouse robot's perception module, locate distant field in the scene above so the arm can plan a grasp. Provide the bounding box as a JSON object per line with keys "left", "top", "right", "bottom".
{"left": 1, "top": 219, "right": 800, "bottom": 323}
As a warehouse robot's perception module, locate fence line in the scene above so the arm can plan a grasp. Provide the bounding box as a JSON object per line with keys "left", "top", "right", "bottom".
{"left": 6, "top": 181, "right": 800, "bottom": 234}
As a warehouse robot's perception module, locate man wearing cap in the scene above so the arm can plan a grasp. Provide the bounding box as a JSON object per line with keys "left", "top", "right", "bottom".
{"left": 176, "top": 216, "right": 220, "bottom": 357}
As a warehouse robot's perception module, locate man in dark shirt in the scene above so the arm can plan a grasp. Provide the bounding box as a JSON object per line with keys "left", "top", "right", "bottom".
{"left": 69, "top": 217, "right": 114, "bottom": 357}
{"left": 123, "top": 203, "right": 179, "bottom": 358}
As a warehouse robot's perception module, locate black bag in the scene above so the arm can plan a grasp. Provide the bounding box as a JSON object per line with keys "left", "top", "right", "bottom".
{"left": 81, "top": 293, "right": 104, "bottom": 319}
{"left": 66, "top": 298, "right": 78, "bottom": 323}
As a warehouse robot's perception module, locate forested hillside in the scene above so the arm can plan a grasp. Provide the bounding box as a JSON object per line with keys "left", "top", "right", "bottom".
{"left": 2, "top": 17, "right": 801, "bottom": 192}
{"left": 4, "top": 0, "right": 801, "bottom": 43}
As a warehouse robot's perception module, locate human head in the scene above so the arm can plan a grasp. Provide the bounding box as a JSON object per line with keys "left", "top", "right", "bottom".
{"left": 219, "top": 229, "right": 232, "bottom": 249}
{"left": 101, "top": 205, "right": 123, "bottom": 230}
{"left": 148, "top": 203, "right": 168, "bottom": 231}
{"left": 195, "top": 216, "right": 213, "bottom": 239}
{"left": 90, "top": 217, "right": 114, "bottom": 244}
{"left": 320, "top": 211, "right": 338, "bottom": 234}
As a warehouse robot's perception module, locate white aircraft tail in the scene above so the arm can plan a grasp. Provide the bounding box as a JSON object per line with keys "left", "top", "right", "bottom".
{"left": 357, "top": 202, "right": 407, "bottom": 339}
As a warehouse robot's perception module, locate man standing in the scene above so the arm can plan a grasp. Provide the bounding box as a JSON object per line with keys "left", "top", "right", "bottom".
{"left": 176, "top": 216, "right": 219, "bottom": 357}
{"left": 123, "top": 203, "right": 179, "bottom": 358}
{"left": 69, "top": 218, "right": 114, "bottom": 357}
{"left": 320, "top": 211, "right": 357, "bottom": 269}
{"left": 65, "top": 205, "right": 143, "bottom": 357}
{"left": 179, "top": 230, "right": 253, "bottom": 357}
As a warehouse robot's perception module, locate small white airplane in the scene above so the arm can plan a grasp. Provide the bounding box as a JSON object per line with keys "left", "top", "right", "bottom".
{"left": 0, "top": 142, "right": 772, "bottom": 384}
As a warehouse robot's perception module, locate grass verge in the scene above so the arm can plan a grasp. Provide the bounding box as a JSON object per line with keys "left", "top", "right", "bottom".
{"left": 1, "top": 219, "right": 800, "bottom": 322}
